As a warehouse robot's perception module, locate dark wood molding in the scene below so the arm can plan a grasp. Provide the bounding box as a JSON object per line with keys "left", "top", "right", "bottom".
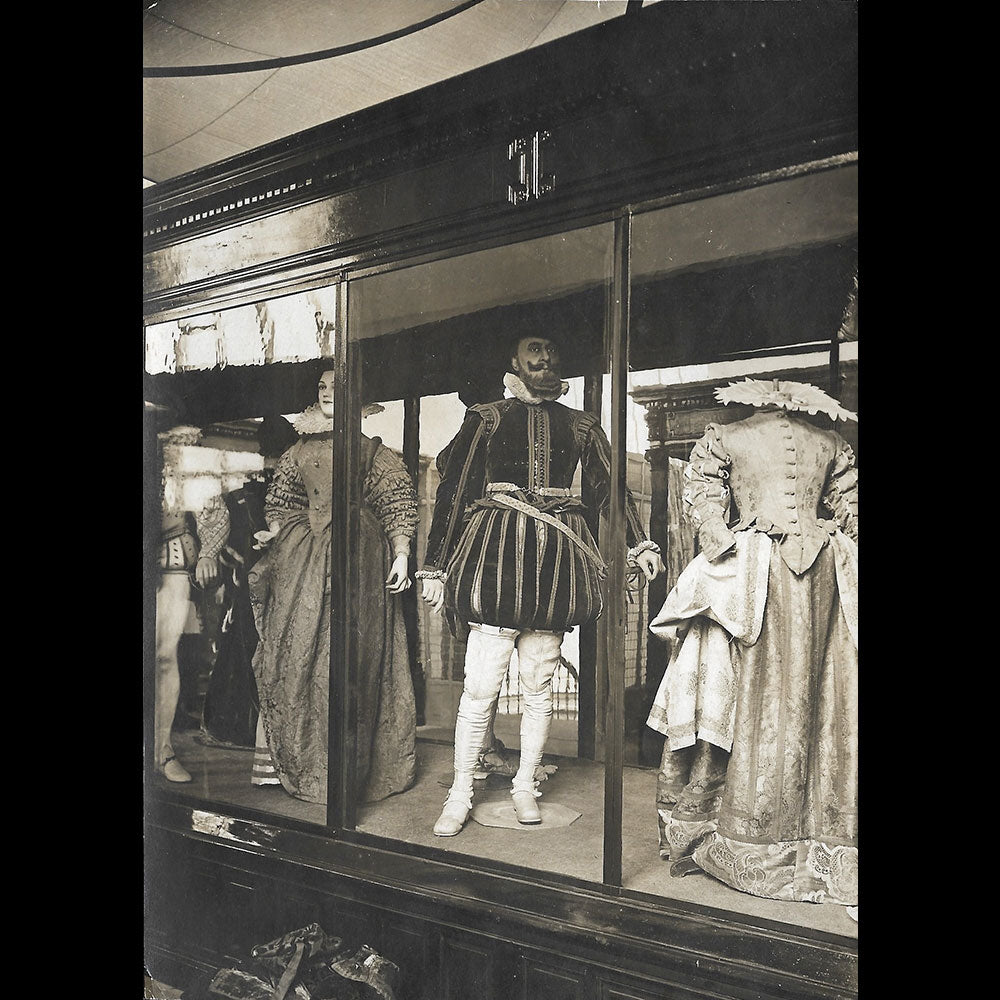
{"left": 143, "top": 2, "right": 857, "bottom": 320}
{"left": 143, "top": 2, "right": 856, "bottom": 245}
{"left": 145, "top": 801, "right": 858, "bottom": 1000}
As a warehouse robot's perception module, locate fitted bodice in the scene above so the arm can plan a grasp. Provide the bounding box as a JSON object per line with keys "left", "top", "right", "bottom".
{"left": 295, "top": 438, "right": 336, "bottom": 533}
{"left": 724, "top": 412, "right": 838, "bottom": 534}
{"left": 685, "top": 410, "right": 857, "bottom": 575}
{"left": 265, "top": 433, "right": 417, "bottom": 545}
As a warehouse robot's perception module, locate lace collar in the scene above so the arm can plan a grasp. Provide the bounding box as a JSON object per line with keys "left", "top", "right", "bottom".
{"left": 715, "top": 378, "right": 857, "bottom": 422}
{"left": 292, "top": 404, "right": 333, "bottom": 436}
{"left": 291, "top": 402, "right": 387, "bottom": 435}
{"left": 503, "top": 371, "right": 569, "bottom": 405}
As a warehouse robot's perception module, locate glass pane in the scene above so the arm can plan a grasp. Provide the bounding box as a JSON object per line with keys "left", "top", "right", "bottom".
{"left": 622, "top": 165, "right": 859, "bottom": 937}
{"left": 144, "top": 282, "right": 341, "bottom": 827}
{"left": 347, "top": 224, "right": 621, "bottom": 883}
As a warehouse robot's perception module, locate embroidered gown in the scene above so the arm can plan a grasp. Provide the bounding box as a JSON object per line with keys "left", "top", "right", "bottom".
{"left": 248, "top": 432, "right": 418, "bottom": 804}
{"left": 646, "top": 409, "right": 858, "bottom": 905}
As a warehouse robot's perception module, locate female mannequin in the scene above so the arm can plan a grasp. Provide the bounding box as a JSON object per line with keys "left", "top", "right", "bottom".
{"left": 248, "top": 369, "right": 419, "bottom": 804}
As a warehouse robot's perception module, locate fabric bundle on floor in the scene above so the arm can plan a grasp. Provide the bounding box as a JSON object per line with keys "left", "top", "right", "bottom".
{"left": 180, "top": 923, "right": 401, "bottom": 1000}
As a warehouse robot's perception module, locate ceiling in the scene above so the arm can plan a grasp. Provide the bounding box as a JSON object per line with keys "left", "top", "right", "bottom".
{"left": 143, "top": 0, "right": 647, "bottom": 185}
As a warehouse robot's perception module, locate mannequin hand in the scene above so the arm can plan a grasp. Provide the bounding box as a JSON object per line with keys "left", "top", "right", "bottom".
{"left": 634, "top": 550, "right": 665, "bottom": 582}
{"left": 385, "top": 554, "right": 412, "bottom": 593}
{"left": 421, "top": 577, "right": 446, "bottom": 614}
{"left": 252, "top": 529, "right": 277, "bottom": 551}
{"left": 195, "top": 554, "right": 219, "bottom": 588}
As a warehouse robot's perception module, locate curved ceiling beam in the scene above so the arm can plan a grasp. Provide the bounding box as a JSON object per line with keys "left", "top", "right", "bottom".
{"left": 143, "top": 0, "right": 488, "bottom": 77}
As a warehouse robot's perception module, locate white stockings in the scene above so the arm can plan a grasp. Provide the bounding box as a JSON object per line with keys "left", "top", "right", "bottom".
{"left": 445, "top": 623, "right": 562, "bottom": 810}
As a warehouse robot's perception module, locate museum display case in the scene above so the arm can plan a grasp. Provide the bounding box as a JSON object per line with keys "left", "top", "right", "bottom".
{"left": 144, "top": 5, "right": 858, "bottom": 997}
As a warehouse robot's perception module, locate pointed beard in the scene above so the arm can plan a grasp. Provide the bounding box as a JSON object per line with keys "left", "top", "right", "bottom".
{"left": 519, "top": 365, "right": 563, "bottom": 394}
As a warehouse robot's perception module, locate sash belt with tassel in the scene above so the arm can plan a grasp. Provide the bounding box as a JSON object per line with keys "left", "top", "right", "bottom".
{"left": 483, "top": 484, "right": 607, "bottom": 579}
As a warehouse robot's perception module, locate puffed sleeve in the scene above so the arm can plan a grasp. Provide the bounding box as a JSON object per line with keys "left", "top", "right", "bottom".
{"left": 195, "top": 493, "right": 230, "bottom": 560}
{"left": 821, "top": 438, "right": 858, "bottom": 542}
{"left": 363, "top": 443, "right": 418, "bottom": 555}
{"left": 264, "top": 444, "right": 308, "bottom": 526}
{"left": 683, "top": 424, "right": 736, "bottom": 562}
{"left": 421, "top": 410, "right": 489, "bottom": 576}
{"left": 580, "top": 416, "right": 651, "bottom": 553}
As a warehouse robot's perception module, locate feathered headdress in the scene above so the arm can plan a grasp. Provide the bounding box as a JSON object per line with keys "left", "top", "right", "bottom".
{"left": 715, "top": 378, "right": 857, "bottom": 422}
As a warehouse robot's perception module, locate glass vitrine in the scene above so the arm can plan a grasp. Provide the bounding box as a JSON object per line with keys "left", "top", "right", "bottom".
{"left": 143, "top": 162, "right": 858, "bottom": 939}
{"left": 342, "top": 222, "right": 623, "bottom": 885}
{"left": 620, "top": 163, "right": 859, "bottom": 937}
{"left": 143, "top": 282, "right": 343, "bottom": 828}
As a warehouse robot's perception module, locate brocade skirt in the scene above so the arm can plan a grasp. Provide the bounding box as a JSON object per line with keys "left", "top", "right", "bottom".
{"left": 654, "top": 542, "right": 858, "bottom": 904}
{"left": 248, "top": 506, "right": 417, "bottom": 804}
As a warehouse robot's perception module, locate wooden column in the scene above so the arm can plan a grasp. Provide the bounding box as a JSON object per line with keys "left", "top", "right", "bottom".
{"left": 578, "top": 373, "right": 604, "bottom": 761}
{"left": 603, "top": 211, "right": 631, "bottom": 888}
{"left": 401, "top": 396, "right": 425, "bottom": 726}
{"left": 330, "top": 281, "right": 355, "bottom": 830}
{"left": 639, "top": 443, "right": 671, "bottom": 766}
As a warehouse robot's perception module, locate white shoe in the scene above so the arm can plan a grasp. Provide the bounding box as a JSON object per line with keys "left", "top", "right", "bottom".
{"left": 158, "top": 755, "right": 192, "bottom": 783}
{"left": 433, "top": 800, "right": 471, "bottom": 837}
{"left": 511, "top": 790, "right": 541, "bottom": 824}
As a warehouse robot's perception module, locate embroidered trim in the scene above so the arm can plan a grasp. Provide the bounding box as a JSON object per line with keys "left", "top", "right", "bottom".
{"left": 157, "top": 425, "right": 202, "bottom": 446}
{"left": 415, "top": 569, "right": 447, "bottom": 581}
{"left": 487, "top": 483, "right": 578, "bottom": 498}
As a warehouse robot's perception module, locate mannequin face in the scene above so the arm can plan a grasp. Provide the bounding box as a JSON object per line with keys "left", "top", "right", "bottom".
{"left": 511, "top": 337, "right": 562, "bottom": 393}
{"left": 317, "top": 370, "right": 335, "bottom": 417}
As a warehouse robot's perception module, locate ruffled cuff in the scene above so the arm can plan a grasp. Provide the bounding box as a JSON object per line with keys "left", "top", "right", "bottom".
{"left": 415, "top": 568, "right": 447, "bottom": 582}
{"left": 627, "top": 540, "right": 661, "bottom": 561}
{"left": 387, "top": 531, "right": 411, "bottom": 558}
{"left": 698, "top": 517, "right": 737, "bottom": 563}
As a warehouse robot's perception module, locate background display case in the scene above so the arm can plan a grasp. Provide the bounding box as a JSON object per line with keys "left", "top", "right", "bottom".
{"left": 144, "top": 5, "right": 858, "bottom": 998}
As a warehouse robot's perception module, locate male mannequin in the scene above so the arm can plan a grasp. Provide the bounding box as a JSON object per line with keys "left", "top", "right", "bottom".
{"left": 419, "top": 336, "right": 664, "bottom": 835}
{"left": 155, "top": 424, "right": 229, "bottom": 782}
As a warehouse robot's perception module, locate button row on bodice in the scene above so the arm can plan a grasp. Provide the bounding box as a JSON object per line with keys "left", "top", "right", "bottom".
{"left": 781, "top": 419, "right": 799, "bottom": 524}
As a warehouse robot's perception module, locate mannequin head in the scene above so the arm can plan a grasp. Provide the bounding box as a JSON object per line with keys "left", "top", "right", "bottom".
{"left": 509, "top": 336, "right": 563, "bottom": 395}
{"left": 317, "top": 369, "right": 336, "bottom": 418}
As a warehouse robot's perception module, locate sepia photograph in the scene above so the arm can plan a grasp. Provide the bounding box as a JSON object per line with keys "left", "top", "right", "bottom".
{"left": 142, "top": 2, "right": 859, "bottom": 997}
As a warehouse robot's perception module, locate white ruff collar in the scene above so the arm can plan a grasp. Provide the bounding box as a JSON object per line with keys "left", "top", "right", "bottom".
{"left": 293, "top": 404, "right": 334, "bottom": 435}
{"left": 504, "top": 371, "right": 569, "bottom": 405}
{"left": 715, "top": 378, "right": 857, "bottom": 422}
{"left": 292, "top": 402, "right": 385, "bottom": 435}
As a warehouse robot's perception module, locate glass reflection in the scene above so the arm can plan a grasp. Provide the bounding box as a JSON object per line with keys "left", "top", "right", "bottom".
{"left": 145, "top": 283, "right": 342, "bottom": 826}
{"left": 622, "top": 165, "right": 859, "bottom": 937}
{"left": 155, "top": 423, "right": 232, "bottom": 785}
